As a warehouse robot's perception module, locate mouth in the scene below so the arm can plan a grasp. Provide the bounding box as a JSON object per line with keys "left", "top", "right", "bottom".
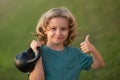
{"left": 55, "top": 37, "right": 63, "bottom": 40}
{"left": 55, "top": 37, "right": 62, "bottom": 39}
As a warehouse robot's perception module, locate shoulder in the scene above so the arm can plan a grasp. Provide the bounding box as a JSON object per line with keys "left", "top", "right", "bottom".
{"left": 66, "top": 46, "right": 82, "bottom": 52}
{"left": 65, "top": 46, "right": 83, "bottom": 55}
{"left": 66, "top": 46, "right": 92, "bottom": 59}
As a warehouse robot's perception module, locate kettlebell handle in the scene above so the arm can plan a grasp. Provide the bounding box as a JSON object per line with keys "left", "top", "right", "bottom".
{"left": 26, "top": 47, "right": 41, "bottom": 63}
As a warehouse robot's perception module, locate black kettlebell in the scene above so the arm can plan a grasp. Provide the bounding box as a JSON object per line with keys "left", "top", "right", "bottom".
{"left": 15, "top": 47, "right": 41, "bottom": 73}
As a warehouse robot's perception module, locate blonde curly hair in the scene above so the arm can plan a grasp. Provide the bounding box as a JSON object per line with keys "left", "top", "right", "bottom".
{"left": 35, "top": 7, "right": 77, "bottom": 45}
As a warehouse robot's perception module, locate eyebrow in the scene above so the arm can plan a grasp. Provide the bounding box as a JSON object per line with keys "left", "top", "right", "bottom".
{"left": 47, "top": 25, "right": 67, "bottom": 28}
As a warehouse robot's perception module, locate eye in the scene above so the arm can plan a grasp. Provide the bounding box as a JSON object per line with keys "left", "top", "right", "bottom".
{"left": 48, "top": 27, "right": 56, "bottom": 31}
{"left": 52, "top": 27, "right": 56, "bottom": 30}
{"left": 61, "top": 27, "right": 68, "bottom": 31}
{"left": 51, "top": 27, "right": 56, "bottom": 30}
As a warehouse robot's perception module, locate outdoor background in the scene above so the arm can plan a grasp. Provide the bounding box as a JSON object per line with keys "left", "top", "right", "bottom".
{"left": 0, "top": 0, "right": 120, "bottom": 80}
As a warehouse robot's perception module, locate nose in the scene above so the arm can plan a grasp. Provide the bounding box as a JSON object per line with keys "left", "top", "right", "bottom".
{"left": 56, "top": 29, "right": 62, "bottom": 36}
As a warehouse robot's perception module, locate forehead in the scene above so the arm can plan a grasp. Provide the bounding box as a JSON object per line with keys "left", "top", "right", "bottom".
{"left": 48, "top": 17, "right": 69, "bottom": 27}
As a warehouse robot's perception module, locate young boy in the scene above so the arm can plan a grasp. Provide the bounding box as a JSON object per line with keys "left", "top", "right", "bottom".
{"left": 29, "top": 7, "right": 104, "bottom": 80}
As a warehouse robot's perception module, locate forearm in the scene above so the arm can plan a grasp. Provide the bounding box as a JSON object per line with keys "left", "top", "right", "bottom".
{"left": 91, "top": 47, "right": 105, "bottom": 69}
{"left": 29, "top": 57, "right": 45, "bottom": 80}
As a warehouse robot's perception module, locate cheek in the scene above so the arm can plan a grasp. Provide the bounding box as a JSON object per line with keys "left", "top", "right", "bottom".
{"left": 46, "top": 31, "right": 54, "bottom": 37}
{"left": 64, "top": 31, "right": 69, "bottom": 37}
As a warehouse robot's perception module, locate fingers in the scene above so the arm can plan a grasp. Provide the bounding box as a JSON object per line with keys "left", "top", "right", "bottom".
{"left": 30, "top": 40, "right": 41, "bottom": 53}
{"left": 85, "top": 34, "right": 90, "bottom": 42}
{"left": 30, "top": 40, "right": 40, "bottom": 48}
{"left": 80, "top": 34, "right": 91, "bottom": 53}
{"left": 80, "top": 42, "right": 89, "bottom": 53}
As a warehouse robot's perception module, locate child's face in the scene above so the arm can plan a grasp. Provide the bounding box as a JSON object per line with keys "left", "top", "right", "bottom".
{"left": 46, "top": 17, "right": 69, "bottom": 45}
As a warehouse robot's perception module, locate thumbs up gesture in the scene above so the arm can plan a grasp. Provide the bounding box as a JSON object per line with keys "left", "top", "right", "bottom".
{"left": 80, "top": 34, "right": 95, "bottom": 53}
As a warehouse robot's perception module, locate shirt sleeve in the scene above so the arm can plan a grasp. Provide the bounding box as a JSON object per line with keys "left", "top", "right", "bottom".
{"left": 77, "top": 48, "right": 93, "bottom": 70}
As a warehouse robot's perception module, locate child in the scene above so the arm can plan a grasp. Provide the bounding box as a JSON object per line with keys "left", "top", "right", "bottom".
{"left": 29, "top": 7, "right": 104, "bottom": 80}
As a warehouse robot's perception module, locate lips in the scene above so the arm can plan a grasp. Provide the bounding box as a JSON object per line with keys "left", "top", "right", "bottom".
{"left": 55, "top": 37, "right": 62, "bottom": 39}
{"left": 55, "top": 36, "right": 63, "bottom": 40}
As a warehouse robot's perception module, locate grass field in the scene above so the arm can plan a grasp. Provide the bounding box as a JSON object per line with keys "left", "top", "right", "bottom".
{"left": 0, "top": 0, "right": 120, "bottom": 80}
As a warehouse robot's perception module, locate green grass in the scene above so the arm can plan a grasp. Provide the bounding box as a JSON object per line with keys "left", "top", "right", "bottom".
{"left": 0, "top": 0, "right": 120, "bottom": 80}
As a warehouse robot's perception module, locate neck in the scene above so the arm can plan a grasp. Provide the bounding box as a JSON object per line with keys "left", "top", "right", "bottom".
{"left": 46, "top": 43, "right": 64, "bottom": 51}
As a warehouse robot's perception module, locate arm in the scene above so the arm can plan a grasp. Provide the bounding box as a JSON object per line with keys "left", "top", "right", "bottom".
{"left": 29, "top": 40, "right": 45, "bottom": 80}
{"left": 80, "top": 35, "right": 105, "bottom": 69}
{"left": 29, "top": 57, "right": 45, "bottom": 80}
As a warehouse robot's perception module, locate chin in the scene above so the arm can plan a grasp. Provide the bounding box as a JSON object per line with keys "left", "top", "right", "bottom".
{"left": 54, "top": 42, "right": 63, "bottom": 45}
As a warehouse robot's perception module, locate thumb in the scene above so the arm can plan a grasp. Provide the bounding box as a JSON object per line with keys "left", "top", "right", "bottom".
{"left": 85, "top": 34, "right": 90, "bottom": 42}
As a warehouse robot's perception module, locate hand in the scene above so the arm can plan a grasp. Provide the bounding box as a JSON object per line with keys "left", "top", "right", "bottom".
{"left": 30, "top": 40, "right": 42, "bottom": 53}
{"left": 80, "top": 34, "right": 95, "bottom": 53}
{"left": 80, "top": 35, "right": 105, "bottom": 69}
